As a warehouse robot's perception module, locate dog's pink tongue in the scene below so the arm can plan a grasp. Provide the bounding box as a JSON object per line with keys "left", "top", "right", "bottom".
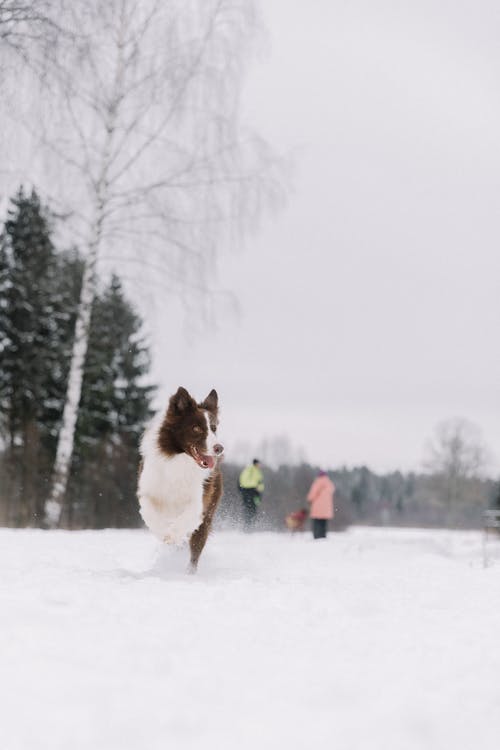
{"left": 201, "top": 454, "right": 215, "bottom": 469}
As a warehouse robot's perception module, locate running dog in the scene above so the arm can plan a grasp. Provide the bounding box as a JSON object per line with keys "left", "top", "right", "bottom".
{"left": 138, "top": 387, "right": 224, "bottom": 571}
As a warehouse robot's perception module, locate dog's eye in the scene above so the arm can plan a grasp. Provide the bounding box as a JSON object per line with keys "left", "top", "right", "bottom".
{"left": 192, "top": 425, "right": 202, "bottom": 434}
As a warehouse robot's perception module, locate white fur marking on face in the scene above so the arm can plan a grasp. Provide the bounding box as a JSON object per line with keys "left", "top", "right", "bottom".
{"left": 205, "top": 411, "right": 217, "bottom": 453}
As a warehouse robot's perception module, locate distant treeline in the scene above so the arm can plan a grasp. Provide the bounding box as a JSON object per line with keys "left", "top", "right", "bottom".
{"left": 218, "top": 463, "right": 498, "bottom": 532}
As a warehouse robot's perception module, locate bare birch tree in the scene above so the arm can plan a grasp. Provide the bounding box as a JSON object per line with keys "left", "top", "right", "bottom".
{"left": 424, "top": 417, "right": 488, "bottom": 520}
{"left": 38, "top": 0, "right": 282, "bottom": 525}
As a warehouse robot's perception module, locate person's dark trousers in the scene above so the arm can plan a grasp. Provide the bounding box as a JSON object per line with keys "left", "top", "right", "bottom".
{"left": 240, "top": 488, "right": 258, "bottom": 531}
{"left": 312, "top": 519, "right": 327, "bottom": 539}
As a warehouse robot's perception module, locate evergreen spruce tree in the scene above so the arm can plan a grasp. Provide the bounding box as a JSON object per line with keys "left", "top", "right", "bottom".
{"left": 493, "top": 482, "right": 500, "bottom": 511}
{"left": 0, "top": 238, "right": 11, "bottom": 426}
{"left": 0, "top": 188, "right": 75, "bottom": 524}
{"left": 67, "top": 275, "right": 154, "bottom": 528}
{"left": 0, "top": 188, "right": 154, "bottom": 528}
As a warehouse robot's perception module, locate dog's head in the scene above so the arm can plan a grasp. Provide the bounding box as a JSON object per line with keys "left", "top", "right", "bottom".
{"left": 159, "top": 386, "right": 223, "bottom": 469}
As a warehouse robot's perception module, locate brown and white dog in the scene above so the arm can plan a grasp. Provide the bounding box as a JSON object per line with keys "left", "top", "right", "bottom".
{"left": 137, "top": 387, "right": 224, "bottom": 571}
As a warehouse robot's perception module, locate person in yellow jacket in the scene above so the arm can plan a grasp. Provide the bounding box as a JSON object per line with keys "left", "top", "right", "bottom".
{"left": 238, "top": 459, "right": 264, "bottom": 530}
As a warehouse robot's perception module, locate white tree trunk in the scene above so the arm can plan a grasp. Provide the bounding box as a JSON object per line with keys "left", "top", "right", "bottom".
{"left": 44, "top": 251, "right": 97, "bottom": 527}
{"left": 44, "top": 185, "right": 110, "bottom": 526}
{"left": 44, "top": 9, "right": 124, "bottom": 526}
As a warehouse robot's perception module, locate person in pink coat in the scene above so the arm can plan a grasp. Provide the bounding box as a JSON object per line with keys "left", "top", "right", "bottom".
{"left": 307, "top": 470, "right": 335, "bottom": 539}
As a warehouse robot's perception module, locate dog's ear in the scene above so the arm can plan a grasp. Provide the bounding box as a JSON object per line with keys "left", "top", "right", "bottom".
{"left": 169, "top": 386, "right": 196, "bottom": 415}
{"left": 201, "top": 389, "right": 218, "bottom": 414}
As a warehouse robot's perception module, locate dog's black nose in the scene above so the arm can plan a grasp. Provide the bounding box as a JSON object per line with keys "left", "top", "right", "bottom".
{"left": 214, "top": 444, "right": 224, "bottom": 456}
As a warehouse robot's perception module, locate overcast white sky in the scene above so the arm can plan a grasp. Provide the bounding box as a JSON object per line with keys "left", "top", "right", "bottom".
{"left": 151, "top": 0, "right": 500, "bottom": 474}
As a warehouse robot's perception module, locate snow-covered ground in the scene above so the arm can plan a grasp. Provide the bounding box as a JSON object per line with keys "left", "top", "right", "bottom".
{"left": 1, "top": 526, "right": 499, "bottom": 750}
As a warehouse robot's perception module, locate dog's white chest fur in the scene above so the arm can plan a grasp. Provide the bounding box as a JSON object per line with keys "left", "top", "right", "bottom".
{"left": 138, "top": 419, "right": 208, "bottom": 544}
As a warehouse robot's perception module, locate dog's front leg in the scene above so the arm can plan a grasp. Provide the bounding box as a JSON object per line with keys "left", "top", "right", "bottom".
{"left": 188, "top": 513, "right": 214, "bottom": 572}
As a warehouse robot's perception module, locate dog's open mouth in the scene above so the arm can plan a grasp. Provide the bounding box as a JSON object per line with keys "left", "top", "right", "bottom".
{"left": 191, "top": 447, "right": 215, "bottom": 470}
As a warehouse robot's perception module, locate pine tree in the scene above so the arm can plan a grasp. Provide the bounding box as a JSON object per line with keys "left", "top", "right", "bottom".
{"left": 0, "top": 188, "right": 75, "bottom": 524}
{"left": 0, "top": 238, "right": 11, "bottom": 425}
{"left": 66, "top": 275, "right": 154, "bottom": 528}
{"left": 0, "top": 189, "right": 154, "bottom": 528}
{"left": 493, "top": 482, "right": 500, "bottom": 511}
